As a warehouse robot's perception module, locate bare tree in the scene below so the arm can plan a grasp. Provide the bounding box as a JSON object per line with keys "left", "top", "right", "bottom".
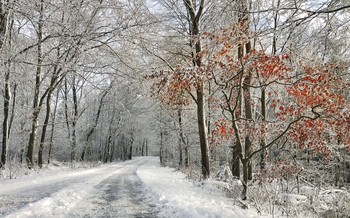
{"left": 0, "top": 0, "right": 12, "bottom": 169}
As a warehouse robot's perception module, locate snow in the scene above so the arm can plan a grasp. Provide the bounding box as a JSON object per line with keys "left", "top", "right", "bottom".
{"left": 0, "top": 157, "right": 265, "bottom": 218}
{"left": 1, "top": 163, "right": 125, "bottom": 217}
{"left": 6, "top": 184, "right": 92, "bottom": 218}
{"left": 6, "top": 157, "right": 349, "bottom": 217}
{"left": 137, "top": 157, "right": 263, "bottom": 218}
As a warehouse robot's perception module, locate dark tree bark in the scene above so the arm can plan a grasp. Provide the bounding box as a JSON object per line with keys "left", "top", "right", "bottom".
{"left": 48, "top": 89, "right": 59, "bottom": 164}
{"left": 260, "top": 87, "right": 267, "bottom": 171}
{"left": 2, "top": 62, "right": 10, "bottom": 168}
{"left": 183, "top": 0, "right": 210, "bottom": 179}
{"left": 109, "top": 139, "right": 115, "bottom": 162}
{"left": 0, "top": 0, "right": 11, "bottom": 169}
{"left": 178, "top": 108, "right": 184, "bottom": 167}
{"left": 26, "top": 0, "right": 44, "bottom": 169}
{"left": 71, "top": 74, "right": 78, "bottom": 162}
{"left": 38, "top": 63, "right": 62, "bottom": 167}
{"left": 184, "top": 145, "right": 189, "bottom": 167}
{"left": 63, "top": 78, "right": 72, "bottom": 158}
{"left": 38, "top": 85, "right": 53, "bottom": 168}
{"left": 160, "top": 131, "right": 164, "bottom": 164}
{"left": 238, "top": 0, "right": 253, "bottom": 199}
{"left": 128, "top": 129, "right": 135, "bottom": 160}
{"left": 104, "top": 110, "right": 116, "bottom": 163}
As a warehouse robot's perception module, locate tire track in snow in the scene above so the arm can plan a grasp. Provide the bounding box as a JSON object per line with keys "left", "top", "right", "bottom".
{"left": 67, "top": 159, "right": 158, "bottom": 217}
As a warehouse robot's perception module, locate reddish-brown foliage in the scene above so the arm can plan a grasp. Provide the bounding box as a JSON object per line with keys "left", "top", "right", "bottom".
{"left": 147, "top": 24, "right": 350, "bottom": 159}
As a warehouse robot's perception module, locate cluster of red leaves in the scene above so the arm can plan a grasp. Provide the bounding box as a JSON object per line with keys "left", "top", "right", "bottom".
{"left": 250, "top": 51, "right": 290, "bottom": 84}
{"left": 276, "top": 64, "right": 349, "bottom": 157}
{"left": 208, "top": 47, "right": 349, "bottom": 159}
{"left": 287, "top": 119, "right": 333, "bottom": 158}
{"left": 287, "top": 65, "right": 346, "bottom": 115}
{"left": 146, "top": 70, "right": 189, "bottom": 108}
{"left": 209, "top": 119, "right": 234, "bottom": 148}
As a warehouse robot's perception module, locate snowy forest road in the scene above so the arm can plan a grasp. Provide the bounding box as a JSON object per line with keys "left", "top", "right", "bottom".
{"left": 67, "top": 160, "right": 158, "bottom": 217}
{"left": 0, "top": 158, "right": 158, "bottom": 217}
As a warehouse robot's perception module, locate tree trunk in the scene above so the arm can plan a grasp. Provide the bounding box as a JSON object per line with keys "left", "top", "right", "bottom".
{"left": 98, "top": 141, "right": 102, "bottom": 162}
{"left": 0, "top": 0, "right": 10, "bottom": 169}
{"left": 142, "top": 138, "right": 145, "bottom": 156}
{"left": 237, "top": 0, "right": 253, "bottom": 190}
{"left": 123, "top": 144, "right": 127, "bottom": 161}
{"left": 241, "top": 158, "right": 249, "bottom": 200}
{"left": 178, "top": 108, "right": 184, "bottom": 167}
{"left": 145, "top": 138, "right": 148, "bottom": 156}
{"left": 229, "top": 108, "right": 243, "bottom": 179}
{"left": 104, "top": 111, "right": 115, "bottom": 163}
{"left": 19, "top": 120, "right": 26, "bottom": 163}
{"left": 223, "top": 85, "right": 244, "bottom": 179}
{"left": 243, "top": 75, "right": 253, "bottom": 180}
{"left": 232, "top": 143, "right": 241, "bottom": 178}
{"left": 160, "top": 132, "right": 164, "bottom": 164}
{"left": 243, "top": 41, "right": 253, "bottom": 181}
{"left": 71, "top": 74, "right": 78, "bottom": 162}
{"left": 48, "top": 89, "right": 59, "bottom": 164}
{"left": 260, "top": 87, "right": 267, "bottom": 171}
{"left": 184, "top": 145, "right": 189, "bottom": 167}
{"left": 104, "top": 138, "right": 110, "bottom": 163}
{"left": 128, "top": 145, "right": 132, "bottom": 160}
{"left": 197, "top": 84, "right": 210, "bottom": 179}
{"left": 64, "top": 78, "right": 72, "bottom": 158}
{"left": 1, "top": 63, "right": 10, "bottom": 168}
{"left": 38, "top": 87, "right": 53, "bottom": 168}
{"left": 109, "top": 139, "right": 115, "bottom": 162}
{"left": 183, "top": 0, "right": 210, "bottom": 179}
{"left": 179, "top": 147, "right": 183, "bottom": 167}
{"left": 27, "top": 0, "right": 44, "bottom": 169}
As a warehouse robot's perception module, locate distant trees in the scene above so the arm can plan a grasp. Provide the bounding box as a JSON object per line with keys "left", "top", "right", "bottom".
{"left": 0, "top": 0, "right": 156, "bottom": 170}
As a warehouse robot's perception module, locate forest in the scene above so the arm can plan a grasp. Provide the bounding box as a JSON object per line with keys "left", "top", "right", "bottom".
{"left": 0, "top": 0, "right": 349, "bottom": 217}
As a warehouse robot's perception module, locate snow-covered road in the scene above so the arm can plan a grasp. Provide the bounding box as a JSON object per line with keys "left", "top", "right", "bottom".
{"left": 0, "top": 158, "right": 157, "bottom": 217}
{"left": 67, "top": 160, "right": 157, "bottom": 217}
{"left": 0, "top": 157, "right": 262, "bottom": 218}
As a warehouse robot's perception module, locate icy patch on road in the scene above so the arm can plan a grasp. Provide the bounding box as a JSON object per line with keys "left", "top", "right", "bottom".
{"left": 137, "top": 157, "right": 264, "bottom": 218}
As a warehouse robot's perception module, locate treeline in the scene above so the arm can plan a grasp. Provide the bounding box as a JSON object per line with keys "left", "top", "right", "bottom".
{"left": 0, "top": 0, "right": 154, "bottom": 169}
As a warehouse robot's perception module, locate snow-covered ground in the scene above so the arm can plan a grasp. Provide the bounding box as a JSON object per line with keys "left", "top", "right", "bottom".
{"left": 0, "top": 157, "right": 263, "bottom": 218}
{"left": 137, "top": 157, "right": 263, "bottom": 218}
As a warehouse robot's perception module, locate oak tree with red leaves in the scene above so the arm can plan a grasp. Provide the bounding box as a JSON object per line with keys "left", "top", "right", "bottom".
{"left": 203, "top": 25, "right": 349, "bottom": 199}
{"left": 147, "top": 0, "right": 350, "bottom": 200}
